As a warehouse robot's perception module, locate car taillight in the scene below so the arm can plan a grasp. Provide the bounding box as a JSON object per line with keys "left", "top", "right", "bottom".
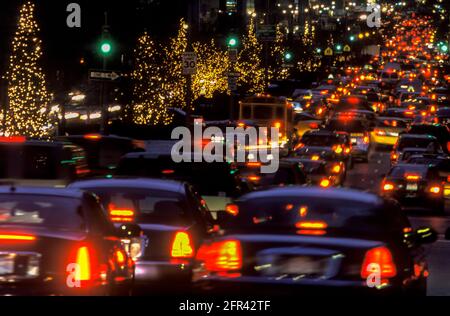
{"left": 382, "top": 182, "right": 395, "bottom": 191}
{"left": 429, "top": 186, "right": 441, "bottom": 194}
{"left": 363, "top": 134, "right": 370, "bottom": 144}
{"left": 295, "top": 221, "right": 328, "bottom": 230}
{"left": 0, "top": 234, "right": 36, "bottom": 241}
{"left": 332, "top": 164, "right": 341, "bottom": 174}
{"left": 225, "top": 204, "right": 239, "bottom": 216}
{"left": 333, "top": 145, "right": 343, "bottom": 154}
{"left": 375, "top": 129, "right": 386, "bottom": 136}
{"left": 361, "top": 246, "right": 397, "bottom": 279}
{"left": 390, "top": 152, "right": 398, "bottom": 161}
{"left": 320, "top": 178, "right": 331, "bottom": 188}
{"left": 109, "top": 204, "right": 135, "bottom": 223}
{"left": 76, "top": 246, "right": 92, "bottom": 281}
{"left": 171, "top": 231, "right": 194, "bottom": 259}
{"left": 196, "top": 240, "right": 242, "bottom": 272}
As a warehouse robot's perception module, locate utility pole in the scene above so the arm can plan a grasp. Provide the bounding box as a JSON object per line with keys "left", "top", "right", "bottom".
{"left": 99, "top": 12, "right": 111, "bottom": 134}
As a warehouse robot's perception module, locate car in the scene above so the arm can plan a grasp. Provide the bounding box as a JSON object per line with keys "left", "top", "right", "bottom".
{"left": 115, "top": 152, "right": 252, "bottom": 214}
{"left": 370, "top": 117, "right": 408, "bottom": 148}
{"left": 390, "top": 134, "right": 443, "bottom": 164}
{"left": 293, "top": 112, "right": 322, "bottom": 138}
{"left": 56, "top": 134, "right": 146, "bottom": 178}
{"left": 284, "top": 157, "right": 345, "bottom": 187}
{"left": 237, "top": 160, "right": 309, "bottom": 189}
{"left": 0, "top": 136, "right": 89, "bottom": 187}
{"left": 326, "top": 118, "right": 371, "bottom": 162}
{"left": 381, "top": 163, "right": 446, "bottom": 213}
{"left": 192, "top": 187, "right": 436, "bottom": 295}
{"left": 406, "top": 124, "right": 450, "bottom": 153}
{"left": 297, "top": 130, "right": 352, "bottom": 166}
{"left": 0, "top": 186, "right": 134, "bottom": 295}
{"left": 69, "top": 178, "right": 216, "bottom": 293}
{"left": 435, "top": 107, "right": 450, "bottom": 127}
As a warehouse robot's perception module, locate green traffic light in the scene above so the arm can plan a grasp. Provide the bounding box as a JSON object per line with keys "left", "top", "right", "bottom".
{"left": 316, "top": 48, "right": 322, "bottom": 53}
{"left": 336, "top": 44, "right": 342, "bottom": 51}
{"left": 284, "top": 52, "right": 293, "bottom": 61}
{"left": 227, "top": 37, "right": 238, "bottom": 47}
{"left": 441, "top": 45, "right": 448, "bottom": 53}
{"left": 100, "top": 41, "right": 112, "bottom": 55}
{"left": 349, "top": 35, "right": 356, "bottom": 42}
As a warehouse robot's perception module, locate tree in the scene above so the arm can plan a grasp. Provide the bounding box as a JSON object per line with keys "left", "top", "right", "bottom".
{"left": 162, "top": 18, "right": 188, "bottom": 109}
{"left": 130, "top": 32, "right": 172, "bottom": 125}
{"left": 269, "top": 24, "right": 289, "bottom": 81}
{"left": 4, "top": 1, "right": 51, "bottom": 137}
{"left": 236, "top": 18, "right": 265, "bottom": 94}
{"left": 192, "top": 40, "right": 229, "bottom": 100}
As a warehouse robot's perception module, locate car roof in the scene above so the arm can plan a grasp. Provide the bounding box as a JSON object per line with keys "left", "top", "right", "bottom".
{"left": 392, "top": 163, "right": 431, "bottom": 171}
{"left": 303, "top": 130, "right": 338, "bottom": 136}
{"left": 0, "top": 186, "right": 84, "bottom": 199}
{"left": 69, "top": 178, "right": 186, "bottom": 194}
{"left": 240, "top": 187, "right": 382, "bottom": 205}
{"left": 59, "top": 134, "right": 133, "bottom": 141}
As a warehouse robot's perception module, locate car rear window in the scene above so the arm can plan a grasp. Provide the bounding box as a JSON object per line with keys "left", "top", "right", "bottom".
{"left": 82, "top": 187, "right": 192, "bottom": 226}
{"left": 398, "top": 137, "right": 437, "bottom": 150}
{"left": 326, "top": 120, "right": 367, "bottom": 133}
{"left": 389, "top": 166, "right": 428, "bottom": 178}
{"left": 0, "top": 144, "right": 59, "bottom": 179}
{"left": 0, "top": 195, "right": 84, "bottom": 231}
{"left": 301, "top": 134, "right": 340, "bottom": 146}
{"left": 228, "top": 197, "right": 403, "bottom": 238}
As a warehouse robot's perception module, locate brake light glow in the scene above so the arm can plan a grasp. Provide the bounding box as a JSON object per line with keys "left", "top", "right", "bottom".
{"left": 333, "top": 145, "right": 343, "bottom": 154}
{"left": 391, "top": 152, "right": 398, "bottom": 160}
{"left": 247, "top": 175, "right": 261, "bottom": 182}
{"left": 161, "top": 169, "right": 175, "bottom": 175}
{"left": 84, "top": 134, "right": 102, "bottom": 140}
{"left": 295, "top": 221, "right": 328, "bottom": 230}
{"left": 76, "top": 246, "right": 91, "bottom": 281}
{"left": 311, "top": 155, "right": 320, "bottom": 161}
{"left": 196, "top": 240, "right": 242, "bottom": 272}
{"left": 171, "top": 231, "right": 194, "bottom": 258}
{"left": 0, "top": 234, "right": 36, "bottom": 241}
{"left": 320, "top": 178, "right": 331, "bottom": 188}
{"left": 108, "top": 204, "right": 135, "bottom": 223}
{"left": 429, "top": 186, "right": 441, "bottom": 194}
{"left": 246, "top": 162, "right": 261, "bottom": 168}
{"left": 405, "top": 174, "right": 420, "bottom": 181}
{"left": 382, "top": 182, "right": 395, "bottom": 191}
{"left": 361, "top": 246, "right": 397, "bottom": 279}
{"left": 225, "top": 204, "right": 239, "bottom": 216}
{"left": 332, "top": 164, "right": 341, "bottom": 174}
{"left": 0, "top": 136, "right": 26, "bottom": 143}
{"left": 363, "top": 135, "right": 370, "bottom": 144}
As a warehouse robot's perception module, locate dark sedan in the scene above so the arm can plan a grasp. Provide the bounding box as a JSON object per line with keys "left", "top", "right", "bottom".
{"left": 192, "top": 187, "right": 436, "bottom": 295}
{"left": 69, "top": 178, "right": 216, "bottom": 293}
{"left": 0, "top": 187, "right": 134, "bottom": 295}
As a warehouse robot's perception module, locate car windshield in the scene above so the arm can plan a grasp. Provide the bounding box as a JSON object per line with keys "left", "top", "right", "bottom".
{"left": 227, "top": 196, "right": 404, "bottom": 239}
{"left": 0, "top": 195, "right": 84, "bottom": 231}
{"left": 82, "top": 187, "right": 192, "bottom": 226}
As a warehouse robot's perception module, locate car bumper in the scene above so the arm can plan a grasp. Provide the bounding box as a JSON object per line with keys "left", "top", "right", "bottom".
{"left": 192, "top": 275, "right": 399, "bottom": 296}
{"left": 134, "top": 260, "right": 192, "bottom": 285}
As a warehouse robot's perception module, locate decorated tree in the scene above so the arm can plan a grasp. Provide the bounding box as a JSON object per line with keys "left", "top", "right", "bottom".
{"left": 162, "top": 18, "right": 188, "bottom": 109}
{"left": 130, "top": 32, "right": 172, "bottom": 125}
{"left": 236, "top": 18, "right": 265, "bottom": 94}
{"left": 4, "top": 1, "right": 51, "bottom": 137}
{"left": 269, "top": 25, "right": 289, "bottom": 81}
{"left": 192, "top": 40, "right": 229, "bottom": 99}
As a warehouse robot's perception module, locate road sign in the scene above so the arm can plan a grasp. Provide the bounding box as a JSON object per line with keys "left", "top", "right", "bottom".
{"left": 182, "top": 52, "right": 197, "bottom": 75}
{"left": 324, "top": 47, "right": 333, "bottom": 56}
{"left": 257, "top": 25, "right": 276, "bottom": 42}
{"left": 89, "top": 69, "right": 121, "bottom": 81}
{"left": 228, "top": 49, "right": 238, "bottom": 63}
{"left": 343, "top": 45, "right": 351, "bottom": 52}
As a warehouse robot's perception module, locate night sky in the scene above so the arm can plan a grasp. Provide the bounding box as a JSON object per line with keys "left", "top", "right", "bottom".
{"left": 0, "top": 0, "right": 188, "bottom": 92}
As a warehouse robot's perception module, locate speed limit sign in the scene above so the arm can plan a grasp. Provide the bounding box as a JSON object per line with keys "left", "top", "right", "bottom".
{"left": 182, "top": 52, "right": 197, "bottom": 75}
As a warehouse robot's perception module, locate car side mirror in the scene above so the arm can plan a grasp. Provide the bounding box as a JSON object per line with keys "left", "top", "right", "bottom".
{"left": 415, "top": 227, "right": 437, "bottom": 244}
{"left": 116, "top": 223, "right": 143, "bottom": 238}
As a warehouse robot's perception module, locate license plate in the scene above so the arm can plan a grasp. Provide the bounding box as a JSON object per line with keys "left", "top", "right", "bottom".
{"left": 406, "top": 183, "right": 418, "bottom": 191}
{"left": 351, "top": 138, "right": 357, "bottom": 144}
{"left": 280, "top": 257, "right": 324, "bottom": 275}
{"left": 0, "top": 255, "right": 14, "bottom": 275}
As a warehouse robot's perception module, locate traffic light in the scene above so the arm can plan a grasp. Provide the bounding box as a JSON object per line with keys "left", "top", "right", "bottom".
{"left": 336, "top": 44, "right": 342, "bottom": 51}
{"left": 349, "top": 35, "right": 356, "bottom": 42}
{"left": 284, "top": 51, "right": 293, "bottom": 61}
{"left": 227, "top": 36, "right": 238, "bottom": 47}
{"left": 100, "top": 39, "right": 112, "bottom": 56}
{"left": 441, "top": 44, "right": 448, "bottom": 53}
{"left": 316, "top": 48, "right": 322, "bottom": 54}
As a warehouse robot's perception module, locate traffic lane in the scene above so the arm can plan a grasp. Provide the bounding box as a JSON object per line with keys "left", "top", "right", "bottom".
{"left": 345, "top": 148, "right": 450, "bottom": 296}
